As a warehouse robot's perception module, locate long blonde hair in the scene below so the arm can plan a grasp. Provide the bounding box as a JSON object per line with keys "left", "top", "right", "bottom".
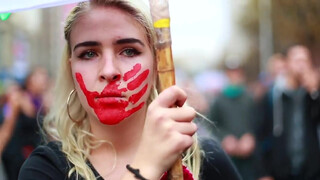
{"left": 43, "top": 0, "right": 202, "bottom": 179}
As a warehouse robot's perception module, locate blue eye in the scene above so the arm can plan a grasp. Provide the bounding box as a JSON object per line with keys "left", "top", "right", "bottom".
{"left": 78, "top": 50, "right": 97, "bottom": 60}
{"left": 121, "top": 48, "right": 141, "bottom": 57}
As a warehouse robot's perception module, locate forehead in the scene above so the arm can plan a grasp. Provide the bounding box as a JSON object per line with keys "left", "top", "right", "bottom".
{"left": 69, "top": 6, "right": 147, "bottom": 46}
{"left": 288, "top": 47, "right": 309, "bottom": 59}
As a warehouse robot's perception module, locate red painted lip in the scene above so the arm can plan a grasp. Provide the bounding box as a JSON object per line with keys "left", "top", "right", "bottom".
{"left": 96, "top": 97, "right": 125, "bottom": 104}
{"left": 95, "top": 90, "right": 126, "bottom": 104}
{"left": 97, "top": 90, "right": 124, "bottom": 98}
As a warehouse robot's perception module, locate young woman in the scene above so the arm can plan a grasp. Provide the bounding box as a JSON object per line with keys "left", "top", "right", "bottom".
{"left": 19, "top": 0, "right": 241, "bottom": 179}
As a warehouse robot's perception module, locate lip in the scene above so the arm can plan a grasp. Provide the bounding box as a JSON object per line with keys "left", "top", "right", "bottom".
{"left": 96, "top": 89, "right": 124, "bottom": 98}
{"left": 96, "top": 96, "right": 125, "bottom": 104}
{"left": 95, "top": 90, "right": 126, "bottom": 104}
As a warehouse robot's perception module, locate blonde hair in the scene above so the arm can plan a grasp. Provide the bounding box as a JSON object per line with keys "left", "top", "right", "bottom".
{"left": 43, "top": 0, "right": 201, "bottom": 179}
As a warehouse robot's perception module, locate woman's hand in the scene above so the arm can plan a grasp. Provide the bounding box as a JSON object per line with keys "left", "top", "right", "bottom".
{"left": 302, "top": 69, "right": 320, "bottom": 94}
{"left": 130, "top": 86, "right": 197, "bottom": 179}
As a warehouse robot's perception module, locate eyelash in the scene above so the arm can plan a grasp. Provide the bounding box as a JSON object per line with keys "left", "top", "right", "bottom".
{"left": 77, "top": 50, "right": 97, "bottom": 60}
{"left": 76, "top": 48, "right": 141, "bottom": 60}
{"left": 120, "top": 48, "right": 141, "bottom": 57}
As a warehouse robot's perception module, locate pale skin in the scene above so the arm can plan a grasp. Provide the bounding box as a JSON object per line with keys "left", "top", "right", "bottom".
{"left": 285, "top": 45, "right": 319, "bottom": 93}
{"left": 221, "top": 133, "right": 255, "bottom": 158}
{"left": 69, "top": 6, "right": 197, "bottom": 180}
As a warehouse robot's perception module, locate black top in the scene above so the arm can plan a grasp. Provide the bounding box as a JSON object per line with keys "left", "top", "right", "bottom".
{"left": 2, "top": 110, "right": 43, "bottom": 180}
{"left": 19, "top": 139, "right": 241, "bottom": 180}
{"left": 255, "top": 88, "right": 320, "bottom": 179}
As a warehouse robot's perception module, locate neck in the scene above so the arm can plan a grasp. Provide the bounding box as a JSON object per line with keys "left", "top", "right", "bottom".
{"left": 89, "top": 105, "right": 147, "bottom": 154}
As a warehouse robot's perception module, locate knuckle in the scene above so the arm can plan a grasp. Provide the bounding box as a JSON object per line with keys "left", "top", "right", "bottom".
{"left": 157, "top": 113, "right": 166, "bottom": 123}
{"left": 154, "top": 111, "right": 170, "bottom": 127}
{"left": 165, "top": 122, "right": 174, "bottom": 132}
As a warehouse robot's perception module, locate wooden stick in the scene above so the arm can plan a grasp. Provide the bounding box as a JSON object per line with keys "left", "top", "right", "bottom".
{"left": 154, "top": 28, "right": 183, "bottom": 180}
{"left": 148, "top": 0, "right": 184, "bottom": 177}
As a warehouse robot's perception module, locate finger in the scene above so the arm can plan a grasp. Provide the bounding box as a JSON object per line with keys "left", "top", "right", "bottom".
{"left": 172, "top": 122, "right": 198, "bottom": 136}
{"left": 179, "top": 134, "right": 195, "bottom": 151}
{"left": 164, "top": 106, "right": 196, "bottom": 122}
{"left": 156, "top": 86, "right": 187, "bottom": 108}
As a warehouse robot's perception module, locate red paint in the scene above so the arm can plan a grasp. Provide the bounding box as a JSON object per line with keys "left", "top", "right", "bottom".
{"left": 75, "top": 63, "right": 150, "bottom": 125}
{"left": 129, "top": 84, "right": 148, "bottom": 104}
{"left": 123, "top": 63, "right": 141, "bottom": 81}
{"left": 127, "top": 69, "right": 149, "bottom": 90}
{"left": 160, "top": 165, "right": 194, "bottom": 180}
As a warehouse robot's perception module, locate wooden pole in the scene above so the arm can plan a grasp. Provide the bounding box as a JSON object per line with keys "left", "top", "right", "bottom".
{"left": 148, "top": 0, "right": 183, "bottom": 179}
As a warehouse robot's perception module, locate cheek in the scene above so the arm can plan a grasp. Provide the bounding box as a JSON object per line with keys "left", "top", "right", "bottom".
{"left": 123, "top": 63, "right": 153, "bottom": 104}
{"left": 73, "top": 71, "right": 98, "bottom": 116}
{"left": 127, "top": 69, "right": 150, "bottom": 90}
{"left": 74, "top": 76, "right": 92, "bottom": 113}
{"left": 72, "top": 66, "right": 97, "bottom": 91}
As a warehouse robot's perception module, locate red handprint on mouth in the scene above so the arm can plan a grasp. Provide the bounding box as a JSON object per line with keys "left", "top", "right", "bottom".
{"left": 75, "top": 63, "right": 150, "bottom": 125}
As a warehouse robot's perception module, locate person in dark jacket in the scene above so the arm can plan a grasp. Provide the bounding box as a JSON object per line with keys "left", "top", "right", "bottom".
{"left": 208, "top": 62, "right": 256, "bottom": 180}
{"left": 257, "top": 45, "right": 320, "bottom": 180}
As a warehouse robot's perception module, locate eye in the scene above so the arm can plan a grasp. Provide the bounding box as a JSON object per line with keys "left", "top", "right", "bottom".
{"left": 121, "top": 48, "right": 141, "bottom": 57}
{"left": 78, "top": 50, "right": 97, "bottom": 60}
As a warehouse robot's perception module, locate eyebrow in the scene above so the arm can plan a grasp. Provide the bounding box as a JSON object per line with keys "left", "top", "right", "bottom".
{"left": 115, "top": 38, "right": 145, "bottom": 47}
{"left": 73, "top": 41, "right": 101, "bottom": 51}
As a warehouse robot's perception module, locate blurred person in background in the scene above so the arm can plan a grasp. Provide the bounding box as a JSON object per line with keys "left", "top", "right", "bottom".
{"left": 0, "top": 82, "right": 21, "bottom": 155}
{"left": 0, "top": 82, "right": 22, "bottom": 180}
{"left": 208, "top": 61, "right": 256, "bottom": 180}
{"left": 2, "top": 66, "right": 50, "bottom": 180}
{"left": 255, "top": 53, "right": 288, "bottom": 180}
{"left": 257, "top": 45, "right": 320, "bottom": 180}
{"left": 267, "top": 54, "right": 287, "bottom": 87}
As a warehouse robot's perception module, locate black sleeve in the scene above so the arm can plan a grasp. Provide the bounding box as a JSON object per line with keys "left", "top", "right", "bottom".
{"left": 18, "top": 142, "right": 68, "bottom": 180}
{"left": 200, "top": 138, "right": 242, "bottom": 180}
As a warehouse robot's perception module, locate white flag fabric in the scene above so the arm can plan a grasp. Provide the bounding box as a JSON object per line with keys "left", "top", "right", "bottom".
{"left": 0, "top": 0, "right": 87, "bottom": 13}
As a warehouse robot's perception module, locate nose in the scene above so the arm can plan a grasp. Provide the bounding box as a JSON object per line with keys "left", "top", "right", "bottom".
{"left": 99, "top": 55, "right": 121, "bottom": 82}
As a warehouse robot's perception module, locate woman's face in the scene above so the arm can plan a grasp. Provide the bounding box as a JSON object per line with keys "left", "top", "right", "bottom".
{"left": 69, "top": 6, "right": 154, "bottom": 125}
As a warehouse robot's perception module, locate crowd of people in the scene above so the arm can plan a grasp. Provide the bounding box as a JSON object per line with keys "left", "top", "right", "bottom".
{"left": 205, "top": 44, "right": 320, "bottom": 180}
{"left": 254, "top": 45, "right": 320, "bottom": 180}
{"left": 0, "top": 0, "right": 319, "bottom": 180}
